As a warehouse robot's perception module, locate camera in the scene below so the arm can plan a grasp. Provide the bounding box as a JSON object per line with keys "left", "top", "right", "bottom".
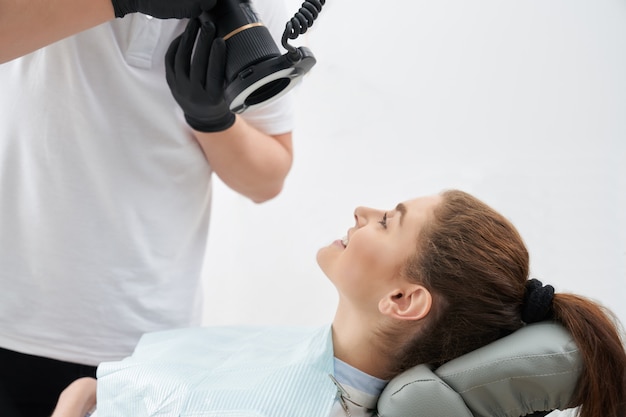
{"left": 203, "top": 0, "right": 321, "bottom": 113}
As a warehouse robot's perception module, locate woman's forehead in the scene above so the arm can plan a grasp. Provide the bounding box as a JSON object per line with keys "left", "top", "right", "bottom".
{"left": 401, "top": 194, "right": 442, "bottom": 213}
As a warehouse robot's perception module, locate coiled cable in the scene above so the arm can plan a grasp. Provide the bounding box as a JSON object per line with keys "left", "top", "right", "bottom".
{"left": 282, "top": 0, "right": 326, "bottom": 61}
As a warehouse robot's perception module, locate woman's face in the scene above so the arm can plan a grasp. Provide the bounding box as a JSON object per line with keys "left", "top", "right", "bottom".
{"left": 317, "top": 194, "right": 441, "bottom": 310}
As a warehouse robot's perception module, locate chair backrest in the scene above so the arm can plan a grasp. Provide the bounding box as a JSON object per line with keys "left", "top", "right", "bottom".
{"left": 377, "top": 322, "right": 582, "bottom": 417}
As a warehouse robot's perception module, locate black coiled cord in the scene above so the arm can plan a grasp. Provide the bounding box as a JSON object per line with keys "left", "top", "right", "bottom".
{"left": 282, "top": 0, "right": 326, "bottom": 61}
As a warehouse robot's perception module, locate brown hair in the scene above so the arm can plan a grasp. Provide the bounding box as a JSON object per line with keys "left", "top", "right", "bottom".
{"left": 386, "top": 189, "right": 626, "bottom": 417}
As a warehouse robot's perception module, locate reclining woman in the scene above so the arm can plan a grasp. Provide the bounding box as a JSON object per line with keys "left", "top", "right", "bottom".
{"left": 52, "top": 189, "right": 626, "bottom": 417}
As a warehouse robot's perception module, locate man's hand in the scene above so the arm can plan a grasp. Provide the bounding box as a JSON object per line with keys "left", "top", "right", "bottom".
{"left": 165, "top": 17, "right": 236, "bottom": 133}
{"left": 50, "top": 377, "right": 97, "bottom": 417}
{"left": 111, "top": 0, "right": 216, "bottom": 19}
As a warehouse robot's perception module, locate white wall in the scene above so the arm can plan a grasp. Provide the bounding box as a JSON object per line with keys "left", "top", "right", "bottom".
{"left": 201, "top": 0, "right": 626, "bottom": 335}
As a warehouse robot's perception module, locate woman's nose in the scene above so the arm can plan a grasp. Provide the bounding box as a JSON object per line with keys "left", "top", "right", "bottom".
{"left": 354, "top": 206, "right": 375, "bottom": 227}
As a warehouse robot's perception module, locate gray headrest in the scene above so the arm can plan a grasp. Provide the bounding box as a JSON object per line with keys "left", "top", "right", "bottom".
{"left": 377, "top": 322, "right": 582, "bottom": 417}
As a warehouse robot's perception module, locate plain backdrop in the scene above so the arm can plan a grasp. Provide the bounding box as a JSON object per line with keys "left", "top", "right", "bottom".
{"left": 201, "top": 0, "right": 626, "bottom": 346}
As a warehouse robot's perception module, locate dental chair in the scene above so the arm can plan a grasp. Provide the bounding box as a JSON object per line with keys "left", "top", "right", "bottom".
{"left": 377, "top": 322, "right": 582, "bottom": 417}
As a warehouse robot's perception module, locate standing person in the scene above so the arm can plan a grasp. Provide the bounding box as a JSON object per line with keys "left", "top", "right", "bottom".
{"left": 49, "top": 189, "right": 626, "bottom": 417}
{"left": 0, "top": 0, "right": 297, "bottom": 415}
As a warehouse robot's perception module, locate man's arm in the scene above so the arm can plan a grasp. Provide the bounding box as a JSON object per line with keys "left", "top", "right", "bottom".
{"left": 195, "top": 117, "right": 293, "bottom": 203}
{"left": 0, "top": 0, "right": 212, "bottom": 64}
{"left": 0, "top": 0, "right": 115, "bottom": 64}
{"left": 165, "top": 19, "right": 295, "bottom": 204}
{"left": 50, "top": 377, "right": 97, "bottom": 417}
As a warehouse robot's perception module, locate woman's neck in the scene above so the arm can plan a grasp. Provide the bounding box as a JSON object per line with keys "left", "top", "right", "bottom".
{"left": 331, "top": 305, "right": 391, "bottom": 379}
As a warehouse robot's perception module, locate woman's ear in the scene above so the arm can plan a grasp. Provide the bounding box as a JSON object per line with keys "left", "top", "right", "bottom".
{"left": 378, "top": 285, "right": 432, "bottom": 321}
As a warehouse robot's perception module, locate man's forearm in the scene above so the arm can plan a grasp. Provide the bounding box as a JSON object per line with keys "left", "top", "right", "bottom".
{"left": 195, "top": 116, "right": 294, "bottom": 204}
{"left": 0, "top": 0, "right": 114, "bottom": 64}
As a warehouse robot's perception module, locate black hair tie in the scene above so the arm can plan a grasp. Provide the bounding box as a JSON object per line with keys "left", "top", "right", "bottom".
{"left": 521, "top": 278, "right": 555, "bottom": 323}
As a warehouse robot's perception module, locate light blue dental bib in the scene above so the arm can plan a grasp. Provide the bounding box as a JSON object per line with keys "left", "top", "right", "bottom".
{"left": 96, "top": 325, "right": 336, "bottom": 417}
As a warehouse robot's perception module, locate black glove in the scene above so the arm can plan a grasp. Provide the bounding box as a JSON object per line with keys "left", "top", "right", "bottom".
{"left": 165, "top": 17, "right": 236, "bottom": 133}
{"left": 111, "top": 0, "right": 216, "bottom": 19}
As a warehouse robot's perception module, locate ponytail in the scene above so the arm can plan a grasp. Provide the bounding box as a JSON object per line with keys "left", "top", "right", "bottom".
{"left": 552, "top": 294, "right": 626, "bottom": 417}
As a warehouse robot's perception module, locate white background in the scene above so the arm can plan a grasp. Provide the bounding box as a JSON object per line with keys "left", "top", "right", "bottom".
{"left": 201, "top": 0, "right": 626, "bottom": 341}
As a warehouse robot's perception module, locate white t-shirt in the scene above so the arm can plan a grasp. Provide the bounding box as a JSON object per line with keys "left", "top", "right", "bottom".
{"left": 0, "top": 0, "right": 294, "bottom": 365}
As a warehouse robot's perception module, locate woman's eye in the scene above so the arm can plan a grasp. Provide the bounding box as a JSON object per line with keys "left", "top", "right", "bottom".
{"left": 378, "top": 212, "right": 388, "bottom": 229}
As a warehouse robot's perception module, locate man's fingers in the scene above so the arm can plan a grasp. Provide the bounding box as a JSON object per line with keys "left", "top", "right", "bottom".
{"left": 175, "top": 18, "right": 201, "bottom": 78}
{"left": 206, "top": 38, "right": 227, "bottom": 95}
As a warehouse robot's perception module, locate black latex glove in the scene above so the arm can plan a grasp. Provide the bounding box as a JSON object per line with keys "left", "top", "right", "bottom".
{"left": 165, "top": 18, "right": 236, "bottom": 133}
{"left": 111, "top": 0, "right": 216, "bottom": 19}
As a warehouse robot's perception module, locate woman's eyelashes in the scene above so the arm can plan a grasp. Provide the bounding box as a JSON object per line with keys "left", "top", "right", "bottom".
{"left": 378, "top": 212, "right": 388, "bottom": 229}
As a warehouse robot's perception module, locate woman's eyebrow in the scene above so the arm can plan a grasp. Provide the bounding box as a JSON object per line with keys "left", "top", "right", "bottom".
{"left": 395, "top": 203, "right": 407, "bottom": 226}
